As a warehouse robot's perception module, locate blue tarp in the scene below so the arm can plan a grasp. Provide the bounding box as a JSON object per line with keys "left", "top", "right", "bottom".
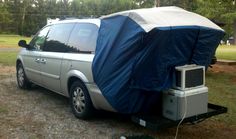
{"left": 92, "top": 13, "right": 224, "bottom": 113}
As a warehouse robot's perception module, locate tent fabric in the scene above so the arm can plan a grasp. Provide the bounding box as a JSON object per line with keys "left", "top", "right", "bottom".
{"left": 92, "top": 7, "right": 225, "bottom": 113}
{"left": 102, "top": 6, "right": 223, "bottom": 32}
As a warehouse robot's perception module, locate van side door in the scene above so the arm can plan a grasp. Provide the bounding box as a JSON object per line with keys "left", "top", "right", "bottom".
{"left": 60, "top": 23, "right": 99, "bottom": 95}
{"left": 40, "top": 23, "right": 75, "bottom": 93}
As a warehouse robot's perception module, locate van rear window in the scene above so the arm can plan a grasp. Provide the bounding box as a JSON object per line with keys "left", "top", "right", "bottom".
{"left": 67, "top": 23, "right": 99, "bottom": 53}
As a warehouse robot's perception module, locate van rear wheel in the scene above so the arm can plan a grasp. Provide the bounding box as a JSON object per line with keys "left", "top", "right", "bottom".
{"left": 69, "top": 81, "right": 94, "bottom": 119}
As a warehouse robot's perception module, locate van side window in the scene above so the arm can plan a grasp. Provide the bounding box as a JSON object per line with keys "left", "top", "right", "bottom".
{"left": 67, "top": 23, "right": 98, "bottom": 53}
{"left": 29, "top": 26, "right": 50, "bottom": 51}
{"left": 43, "top": 23, "right": 75, "bottom": 52}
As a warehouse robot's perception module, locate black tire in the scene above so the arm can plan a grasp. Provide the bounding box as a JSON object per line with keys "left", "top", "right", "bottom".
{"left": 16, "top": 62, "right": 31, "bottom": 89}
{"left": 69, "top": 80, "right": 94, "bottom": 119}
{"left": 211, "top": 55, "right": 217, "bottom": 65}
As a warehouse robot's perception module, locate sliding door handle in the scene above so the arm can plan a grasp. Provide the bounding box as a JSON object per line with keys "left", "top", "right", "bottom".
{"left": 41, "top": 59, "right": 47, "bottom": 64}
{"left": 35, "top": 58, "right": 40, "bottom": 63}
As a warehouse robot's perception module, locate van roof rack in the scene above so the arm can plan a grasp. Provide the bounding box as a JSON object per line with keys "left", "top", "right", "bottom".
{"left": 59, "top": 15, "right": 99, "bottom": 20}
{"left": 59, "top": 17, "right": 78, "bottom": 20}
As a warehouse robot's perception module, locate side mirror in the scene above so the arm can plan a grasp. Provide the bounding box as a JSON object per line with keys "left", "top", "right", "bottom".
{"left": 18, "top": 40, "right": 28, "bottom": 48}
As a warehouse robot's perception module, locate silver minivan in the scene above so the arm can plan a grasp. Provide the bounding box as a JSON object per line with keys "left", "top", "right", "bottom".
{"left": 16, "top": 19, "right": 115, "bottom": 119}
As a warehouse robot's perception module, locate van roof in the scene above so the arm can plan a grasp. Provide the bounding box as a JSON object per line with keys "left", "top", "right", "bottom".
{"left": 49, "top": 18, "right": 101, "bottom": 27}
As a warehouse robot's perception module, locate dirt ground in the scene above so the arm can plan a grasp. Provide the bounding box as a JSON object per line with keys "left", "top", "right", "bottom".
{"left": 208, "top": 63, "right": 236, "bottom": 74}
{"left": 0, "top": 64, "right": 236, "bottom": 139}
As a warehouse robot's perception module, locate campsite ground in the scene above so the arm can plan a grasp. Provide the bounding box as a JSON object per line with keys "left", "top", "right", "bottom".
{"left": 0, "top": 35, "right": 236, "bottom": 138}
{"left": 0, "top": 63, "right": 235, "bottom": 139}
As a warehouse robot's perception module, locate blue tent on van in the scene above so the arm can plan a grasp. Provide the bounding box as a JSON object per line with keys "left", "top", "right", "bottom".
{"left": 92, "top": 7, "right": 225, "bottom": 113}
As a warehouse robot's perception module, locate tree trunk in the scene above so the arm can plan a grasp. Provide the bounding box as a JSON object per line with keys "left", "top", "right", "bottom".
{"left": 156, "top": 0, "right": 160, "bottom": 7}
{"left": 21, "top": 7, "right": 26, "bottom": 35}
{"left": 234, "top": 20, "right": 236, "bottom": 45}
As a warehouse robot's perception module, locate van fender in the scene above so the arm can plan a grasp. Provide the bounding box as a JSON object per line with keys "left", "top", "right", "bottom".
{"left": 66, "top": 70, "right": 89, "bottom": 96}
{"left": 67, "top": 70, "right": 89, "bottom": 83}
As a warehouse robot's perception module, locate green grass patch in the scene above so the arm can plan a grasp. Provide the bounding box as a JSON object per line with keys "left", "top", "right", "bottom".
{"left": 216, "top": 45, "right": 236, "bottom": 60}
{"left": 0, "top": 51, "right": 18, "bottom": 66}
{"left": 206, "top": 71, "right": 236, "bottom": 125}
{"left": 0, "top": 34, "right": 32, "bottom": 48}
{"left": 0, "top": 106, "right": 8, "bottom": 114}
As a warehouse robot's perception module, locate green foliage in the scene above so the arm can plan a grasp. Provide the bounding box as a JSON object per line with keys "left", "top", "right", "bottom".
{"left": 1, "top": 0, "right": 156, "bottom": 35}
{"left": 195, "top": 0, "right": 225, "bottom": 19}
{"left": 160, "top": 0, "right": 197, "bottom": 11}
{"left": 135, "top": 0, "right": 155, "bottom": 8}
{"left": 70, "top": 0, "right": 137, "bottom": 17}
{"left": 0, "top": 0, "right": 235, "bottom": 38}
{"left": 195, "top": 0, "right": 236, "bottom": 42}
{"left": 0, "top": 2, "right": 13, "bottom": 33}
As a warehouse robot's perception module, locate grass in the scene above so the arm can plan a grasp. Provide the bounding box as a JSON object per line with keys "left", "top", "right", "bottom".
{"left": 0, "top": 51, "right": 18, "bottom": 66}
{"left": 216, "top": 45, "right": 236, "bottom": 60}
{"left": 206, "top": 71, "right": 236, "bottom": 125}
{"left": 0, "top": 34, "right": 32, "bottom": 48}
{"left": 0, "top": 34, "right": 30, "bottom": 66}
{"left": 0, "top": 106, "right": 8, "bottom": 114}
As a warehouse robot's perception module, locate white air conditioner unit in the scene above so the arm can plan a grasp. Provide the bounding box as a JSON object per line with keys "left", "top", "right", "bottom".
{"left": 173, "top": 64, "right": 205, "bottom": 90}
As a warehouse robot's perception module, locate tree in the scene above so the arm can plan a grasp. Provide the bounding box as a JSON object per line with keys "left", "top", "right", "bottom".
{"left": 159, "top": 0, "right": 197, "bottom": 11}
{"left": 196, "top": 0, "right": 236, "bottom": 44}
{"left": 0, "top": 0, "right": 235, "bottom": 39}
{"left": 134, "top": 0, "right": 155, "bottom": 8}
{"left": 71, "top": 0, "right": 135, "bottom": 17}
{"left": 0, "top": 1, "right": 12, "bottom": 33}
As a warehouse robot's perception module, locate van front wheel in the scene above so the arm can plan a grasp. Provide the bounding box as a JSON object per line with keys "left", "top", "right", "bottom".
{"left": 69, "top": 81, "right": 94, "bottom": 119}
{"left": 16, "top": 63, "right": 31, "bottom": 89}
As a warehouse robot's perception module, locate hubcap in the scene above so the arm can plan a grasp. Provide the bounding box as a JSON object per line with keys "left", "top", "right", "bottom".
{"left": 17, "top": 67, "right": 24, "bottom": 86}
{"left": 72, "top": 87, "right": 85, "bottom": 113}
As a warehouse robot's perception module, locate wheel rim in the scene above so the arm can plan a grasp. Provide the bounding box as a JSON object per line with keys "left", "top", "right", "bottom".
{"left": 72, "top": 87, "right": 85, "bottom": 113}
{"left": 17, "top": 67, "right": 24, "bottom": 87}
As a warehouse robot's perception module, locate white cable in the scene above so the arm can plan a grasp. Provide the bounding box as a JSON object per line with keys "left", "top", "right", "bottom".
{"left": 174, "top": 91, "right": 187, "bottom": 139}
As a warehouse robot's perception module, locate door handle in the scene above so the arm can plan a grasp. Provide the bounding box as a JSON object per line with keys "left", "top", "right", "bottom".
{"left": 35, "top": 58, "right": 40, "bottom": 63}
{"left": 41, "top": 59, "right": 47, "bottom": 64}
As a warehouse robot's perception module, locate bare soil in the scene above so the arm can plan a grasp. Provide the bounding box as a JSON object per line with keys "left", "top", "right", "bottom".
{"left": 208, "top": 63, "right": 236, "bottom": 74}
{"left": 0, "top": 64, "right": 236, "bottom": 139}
